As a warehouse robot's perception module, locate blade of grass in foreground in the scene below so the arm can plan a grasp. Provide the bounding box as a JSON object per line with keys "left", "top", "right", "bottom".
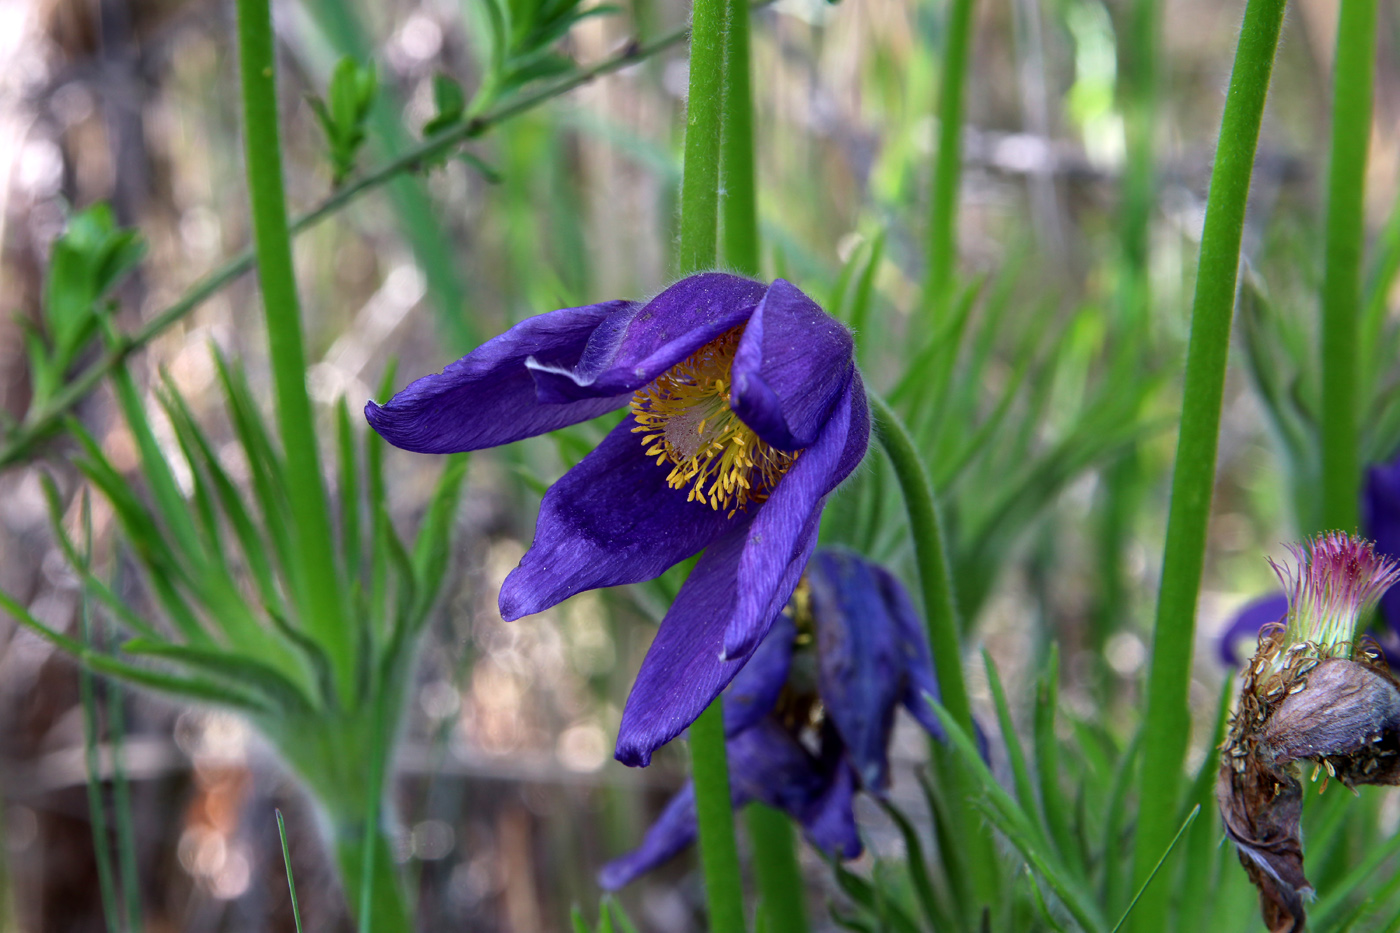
{"left": 1129, "top": 1, "right": 1288, "bottom": 931}
{"left": 277, "top": 810, "right": 306, "bottom": 933}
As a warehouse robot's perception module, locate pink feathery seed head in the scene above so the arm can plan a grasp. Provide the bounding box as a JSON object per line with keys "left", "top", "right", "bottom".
{"left": 1268, "top": 531, "right": 1400, "bottom": 651}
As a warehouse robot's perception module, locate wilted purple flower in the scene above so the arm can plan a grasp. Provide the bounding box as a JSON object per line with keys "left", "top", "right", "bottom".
{"left": 366, "top": 274, "right": 868, "bottom": 766}
{"left": 598, "top": 550, "right": 943, "bottom": 889}
{"left": 1219, "top": 532, "right": 1400, "bottom": 933}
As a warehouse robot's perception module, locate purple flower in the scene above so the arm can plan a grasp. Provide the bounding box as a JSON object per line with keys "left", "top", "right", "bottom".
{"left": 365, "top": 273, "right": 868, "bottom": 765}
{"left": 597, "top": 550, "right": 943, "bottom": 890}
{"left": 1365, "top": 453, "right": 1400, "bottom": 638}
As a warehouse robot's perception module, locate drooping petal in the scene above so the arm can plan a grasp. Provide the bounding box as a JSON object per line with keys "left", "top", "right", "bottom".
{"left": 1218, "top": 593, "right": 1290, "bottom": 667}
{"left": 723, "top": 611, "right": 797, "bottom": 737}
{"left": 596, "top": 783, "right": 698, "bottom": 891}
{"left": 614, "top": 509, "right": 820, "bottom": 767}
{"left": 528, "top": 273, "right": 767, "bottom": 403}
{"left": 729, "top": 720, "right": 829, "bottom": 815}
{"left": 498, "top": 416, "right": 736, "bottom": 620}
{"left": 876, "top": 563, "right": 945, "bottom": 742}
{"left": 808, "top": 550, "right": 904, "bottom": 791}
{"left": 730, "top": 279, "right": 856, "bottom": 451}
{"left": 723, "top": 376, "right": 869, "bottom": 660}
{"left": 365, "top": 300, "right": 632, "bottom": 453}
{"left": 1365, "top": 453, "right": 1400, "bottom": 635}
{"left": 797, "top": 758, "right": 862, "bottom": 859}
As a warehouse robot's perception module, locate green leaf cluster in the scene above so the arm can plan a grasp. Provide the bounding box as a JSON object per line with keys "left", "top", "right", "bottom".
{"left": 25, "top": 204, "right": 145, "bottom": 409}
{"left": 477, "top": 0, "right": 619, "bottom": 109}
{"left": 308, "top": 57, "right": 379, "bottom": 185}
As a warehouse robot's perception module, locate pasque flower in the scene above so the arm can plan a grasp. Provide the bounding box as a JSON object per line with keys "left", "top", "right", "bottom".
{"left": 598, "top": 550, "right": 944, "bottom": 889}
{"left": 1219, "top": 449, "right": 1400, "bottom": 667}
{"left": 366, "top": 273, "right": 868, "bottom": 765}
{"left": 1218, "top": 532, "right": 1400, "bottom": 933}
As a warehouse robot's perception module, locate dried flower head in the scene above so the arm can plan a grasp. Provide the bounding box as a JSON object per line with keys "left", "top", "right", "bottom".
{"left": 1220, "top": 532, "right": 1400, "bottom": 933}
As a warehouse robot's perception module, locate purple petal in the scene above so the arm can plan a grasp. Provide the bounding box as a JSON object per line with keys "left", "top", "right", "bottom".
{"left": 596, "top": 783, "right": 698, "bottom": 890}
{"left": 614, "top": 509, "right": 821, "bottom": 767}
{"left": 365, "top": 300, "right": 632, "bottom": 453}
{"left": 876, "top": 564, "right": 946, "bottom": 743}
{"left": 723, "top": 376, "right": 870, "bottom": 659}
{"left": 528, "top": 273, "right": 766, "bottom": 403}
{"left": 723, "top": 612, "right": 797, "bottom": 737}
{"left": 730, "top": 279, "right": 855, "bottom": 451}
{"left": 729, "top": 720, "right": 829, "bottom": 814}
{"left": 1365, "top": 454, "right": 1400, "bottom": 636}
{"left": 1217, "top": 592, "right": 1290, "bottom": 667}
{"left": 808, "top": 550, "right": 905, "bottom": 791}
{"left": 498, "top": 417, "right": 735, "bottom": 620}
{"left": 798, "top": 759, "right": 862, "bottom": 859}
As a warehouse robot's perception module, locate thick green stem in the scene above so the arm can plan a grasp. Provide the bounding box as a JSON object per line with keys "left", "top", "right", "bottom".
{"left": 745, "top": 804, "right": 808, "bottom": 933}
{"left": 924, "top": 0, "right": 978, "bottom": 319}
{"left": 720, "top": 0, "right": 759, "bottom": 278}
{"left": 690, "top": 703, "right": 747, "bottom": 932}
{"left": 678, "top": 0, "right": 726, "bottom": 277}
{"left": 235, "top": 0, "right": 349, "bottom": 699}
{"left": 1129, "top": 2, "right": 1286, "bottom": 930}
{"left": 331, "top": 823, "right": 412, "bottom": 933}
{"left": 869, "top": 392, "right": 994, "bottom": 916}
{"left": 678, "top": 0, "right": 746, "bottom": 926}
{"left": 868, "top": 395, "right": 969, "bottom": 731}
{"left": 1320, "top": 0, "right": 1378, "bottom": 533}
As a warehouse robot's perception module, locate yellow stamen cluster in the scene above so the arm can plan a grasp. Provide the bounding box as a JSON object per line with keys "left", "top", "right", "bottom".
{"left": 630, "top": 327, "right": 799, "bottom": 516}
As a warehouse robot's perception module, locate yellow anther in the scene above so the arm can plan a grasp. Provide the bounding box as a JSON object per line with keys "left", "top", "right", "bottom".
{"left": 630, "top": 326, "right": 799, "bottom": 513}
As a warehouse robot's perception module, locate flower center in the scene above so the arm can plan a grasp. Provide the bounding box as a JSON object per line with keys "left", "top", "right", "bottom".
{"left": 630, "top": 327, "right": 799, "bottom": 515}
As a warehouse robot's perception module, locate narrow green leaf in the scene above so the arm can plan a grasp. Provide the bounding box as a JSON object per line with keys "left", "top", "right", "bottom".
{"left": 983, "top": 651, "right": 1048, "bottom": 848}
{"left": 277, "top": 810, "right": 306, "bottom": 933}
{"left": 1107, "top": 806, "right": 1199, "bottom": 933}
{"left": 337, "top": 399, "right": 362, "bottom": 584}
{"left": 122, "top": 639, "right": 317, "bottom": 716}
{"left": 1034, "top": 646, "right": 1076, "bottom": 869}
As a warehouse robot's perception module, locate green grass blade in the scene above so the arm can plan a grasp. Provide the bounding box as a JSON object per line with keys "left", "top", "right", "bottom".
{"left": 1108, "top": 806, "right": 1199, "bottom": 933}
{"left": 277, "top": 810, "right": 305, "bottom": 933}
{"left": 983, "top": 651, "right": 1048, "bottom": 848}
{"left": 121, "top": 639, "right": 317, "bottom": 715}
{"left": 337, "top": 399, "right": 362, "bottom": 584}
{"left": 1034, "top": 645, "right": 1076, "bottom": 869}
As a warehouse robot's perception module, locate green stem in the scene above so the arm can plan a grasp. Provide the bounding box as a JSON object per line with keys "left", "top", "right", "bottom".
{"left": 924, "top": 0, "right": 978, "bottom": 319}
{"left": 720, "top": 6, "right": 807, "bottom": 928}
{"left": 690, "top": 703, "right": 747, "bottom": 932}
{"left": 678, "top": 0, "right": 746, "bottom": 926}
{"left": 677, "top": 0, "right": 726, "bottom": 277}
{"left": 720, "top": 0, "right": 759, "bottom": 277}
{"left": 1128, "top": 2, "right": 1287, "bottom": 930}
{"left": 1319, "top": 0, "right": 1378, "bottom": 533}
{"left": 236, "top": 0, "right": 353, "bottom": 702}
{"left": 868, "top": 393, "right": 970, "bottom": 731}
{"left": 331, "top": 823, "right": 412, "bottom": 933}
{"left": 869, "top": 392, "right": 994, "bottom": 917}
{"left": 746, "top": 804, "right": 808, "bottom": 933}
{"left": 0, "top": 20, "right": 695, "bottom": 473}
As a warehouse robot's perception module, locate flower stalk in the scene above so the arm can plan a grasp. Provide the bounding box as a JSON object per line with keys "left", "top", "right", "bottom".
{"left": 1320, "top": 0, "right": 1380, "bottom": 533}
{"left": 679, "top": 0, "right": 746, "bottom": 924}
{"left": 1130, "top": 1, "right": 1288, "bottom": 927}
